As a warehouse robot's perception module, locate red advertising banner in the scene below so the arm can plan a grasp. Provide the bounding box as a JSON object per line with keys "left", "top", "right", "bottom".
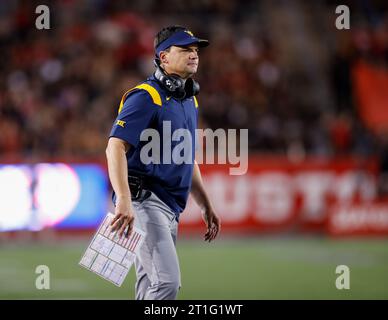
{"left": 1, "top": 157, "right": 384, "bottom": 236}
{"left": 328, "top": 201, "right": 388, "bottom": 236}
{"left": 179, "top": 156, "right": 380, "bottom": 235}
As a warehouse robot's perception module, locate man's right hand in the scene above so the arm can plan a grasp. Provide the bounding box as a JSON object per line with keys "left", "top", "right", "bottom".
{"left": 110, "top": 197, "right": 135, "bottom": 238}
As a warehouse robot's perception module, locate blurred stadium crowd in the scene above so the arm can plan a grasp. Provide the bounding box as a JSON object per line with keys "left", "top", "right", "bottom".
{"left": 0, "top": 0, "right": 387, "bottom": 164}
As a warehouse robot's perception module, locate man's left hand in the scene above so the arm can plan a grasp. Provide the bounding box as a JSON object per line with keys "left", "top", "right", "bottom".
{"left": 202, "top": 208, "right": 221, "bottom": 242}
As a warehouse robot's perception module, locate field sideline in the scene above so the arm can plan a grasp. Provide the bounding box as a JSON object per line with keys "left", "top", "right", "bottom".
{"left": 1, "top": 237, "right": 388, "bottom": 300}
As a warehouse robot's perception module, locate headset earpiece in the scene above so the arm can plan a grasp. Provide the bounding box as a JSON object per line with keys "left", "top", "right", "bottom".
{"left": 184, "top": 78, "right": 200, "bottom": 97}
{"left": 153, "top": 59, "right": 200, "bottom": 99}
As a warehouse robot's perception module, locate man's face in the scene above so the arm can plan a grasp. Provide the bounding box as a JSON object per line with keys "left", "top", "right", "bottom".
{"left": 160, "top": 44, "right": 199, "bottom": 79}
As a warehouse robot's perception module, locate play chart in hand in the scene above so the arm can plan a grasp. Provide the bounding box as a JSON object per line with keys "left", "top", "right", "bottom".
{"left": 79, "top": 212, "right": 145, "bottom": 286}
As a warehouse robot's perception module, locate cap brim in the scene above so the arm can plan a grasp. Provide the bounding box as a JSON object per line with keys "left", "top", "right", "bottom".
{"left": 174, "top": 38, "right": 209, "bottom": 48}
{"left": 197, "top": 39, "right": 209, "bottom": 47}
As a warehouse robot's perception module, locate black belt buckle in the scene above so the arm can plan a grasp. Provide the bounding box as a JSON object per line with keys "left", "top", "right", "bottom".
{"left": 128, "top": 175, "right": 143, "bottom": 200}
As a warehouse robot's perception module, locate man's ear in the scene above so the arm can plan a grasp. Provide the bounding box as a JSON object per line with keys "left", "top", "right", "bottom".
{"left": 160, "top": 51, "right": 169, "bottom": 65}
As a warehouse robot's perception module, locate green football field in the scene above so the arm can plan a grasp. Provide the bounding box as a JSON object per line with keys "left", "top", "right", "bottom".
{"left": 1, "top": 237, "right": 388, "bottom": 300}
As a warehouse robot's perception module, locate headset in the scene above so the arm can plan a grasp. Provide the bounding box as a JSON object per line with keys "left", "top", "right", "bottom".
{"left": 153, "top": 59, "right": 200, "bottom": 100}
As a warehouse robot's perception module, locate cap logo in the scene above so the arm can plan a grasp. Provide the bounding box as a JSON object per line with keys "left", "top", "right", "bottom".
{"left": 184, "top": 30, "right": 194, "bottom": 37}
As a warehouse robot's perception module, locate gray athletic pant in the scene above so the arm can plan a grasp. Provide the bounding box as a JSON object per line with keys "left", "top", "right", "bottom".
{"left": 132, "top": 191, "right": 181, "bottom": 300}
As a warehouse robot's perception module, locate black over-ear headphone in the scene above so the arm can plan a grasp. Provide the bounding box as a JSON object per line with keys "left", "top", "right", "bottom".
{"left": 153, "top": 59, "right": 200, "bottom": 100}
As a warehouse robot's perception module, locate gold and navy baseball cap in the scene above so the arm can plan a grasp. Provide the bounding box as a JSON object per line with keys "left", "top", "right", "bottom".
{"left": 155, "top": 29, "right": 209, "bottom": 57}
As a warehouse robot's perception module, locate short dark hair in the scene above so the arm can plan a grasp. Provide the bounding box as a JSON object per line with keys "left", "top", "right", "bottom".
{"left": 154, "top": 25, "right": 187, "bottom": 50}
